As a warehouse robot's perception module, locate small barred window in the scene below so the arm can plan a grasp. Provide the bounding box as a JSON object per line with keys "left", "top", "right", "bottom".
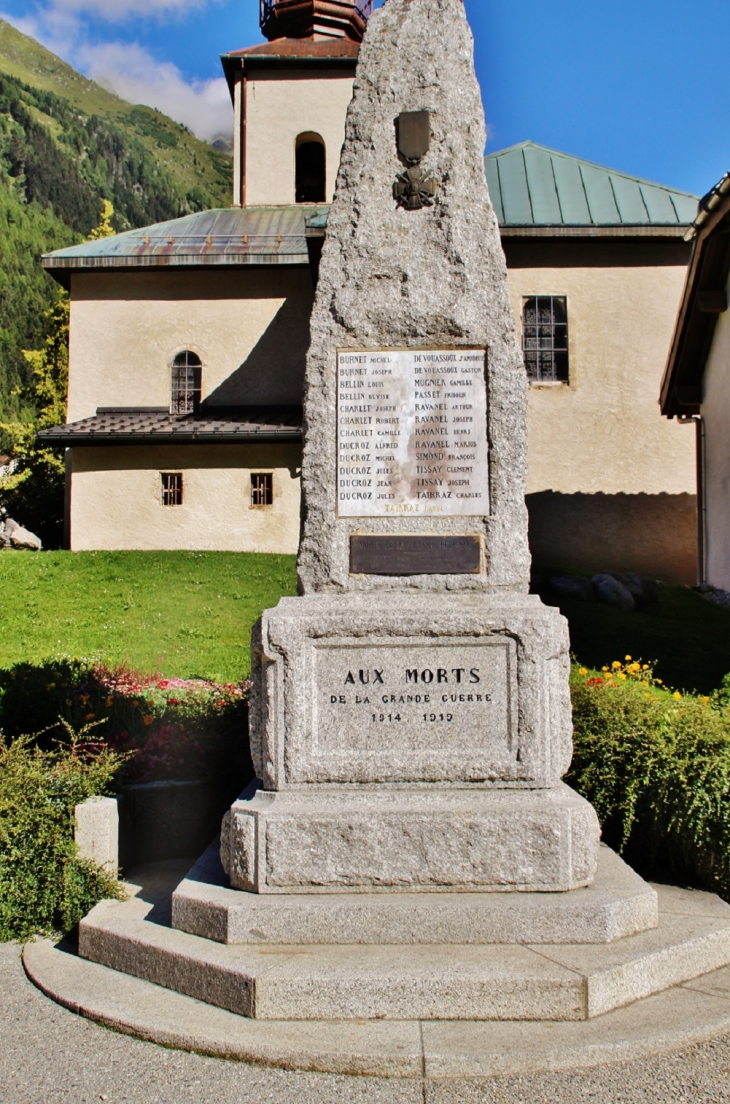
{"left": 161, "top": 472, "right": 183, "bottom": 506}
{"left": 170, "top": 351, "right": 202, "bottom": 414}
{"left": 522, "top": 296, "right": 569, "bottom": 383}
{"left": 251, "top": 473, "right": 273, "bottom": 507}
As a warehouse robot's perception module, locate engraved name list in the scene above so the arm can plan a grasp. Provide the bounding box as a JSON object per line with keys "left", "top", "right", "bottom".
{"left": 337, "top": 347, "right": 489, "bottom": 517}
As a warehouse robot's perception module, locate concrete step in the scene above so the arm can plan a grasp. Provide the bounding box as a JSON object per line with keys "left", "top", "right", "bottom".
{"left": 172, "top": 842, "right": 659, "bottom": 946}
{"left": 78, "top": 864, "right": 730, "bottom": 1022}
{"left": 24, "top": 936, "right": 730, "bottom": 1079}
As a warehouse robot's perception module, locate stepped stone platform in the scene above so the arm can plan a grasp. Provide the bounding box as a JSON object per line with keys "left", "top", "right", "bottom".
{"left": 72, "top": 847, "right": 730, "bottom": 1024}
{"left": 23, "top": 854, "right": 730, "bottom": 1080}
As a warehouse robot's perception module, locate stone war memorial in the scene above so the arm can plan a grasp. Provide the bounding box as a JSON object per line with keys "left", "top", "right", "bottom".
{"left": 39, "top": 0, "right": 730, "bottom": 1076}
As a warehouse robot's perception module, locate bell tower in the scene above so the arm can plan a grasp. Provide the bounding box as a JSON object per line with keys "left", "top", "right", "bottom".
{"left": 222, "top": 2, "right": 372, "bottom": 207}
{"left": 260, "top": 0, "right": 372, "bottom": 42}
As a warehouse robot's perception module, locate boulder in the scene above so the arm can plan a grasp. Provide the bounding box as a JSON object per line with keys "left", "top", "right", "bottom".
{"left": 592, "top": 573, "right": 636, "bottom": 611}
{"left": 607, "top": 572, "right": 660, "bottom": 607}
{"left": 550, "top": 575, "right": 595, "bottom": 602}
{"left": 8, "top": 525, "right": 41, "bottom": 551}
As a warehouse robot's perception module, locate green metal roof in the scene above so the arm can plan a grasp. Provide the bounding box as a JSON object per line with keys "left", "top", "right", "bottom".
{"left": 42, "top": 206, "right": 328, "bottom": 274}
{"left": 484, "top": 142, "right": 699, "bottom": 228}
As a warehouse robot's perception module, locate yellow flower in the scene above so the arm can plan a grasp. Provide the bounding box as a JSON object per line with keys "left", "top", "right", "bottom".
{"left": 612, "top": 661, "right": 622, "bottom": 670}
{"left": 602, "top": 666, "right": 609, "bottom": 673}
{"left": 673, "top": 691, "right": 682, "bottom": 700}
{"left": 656, "top": 679, "right": 663, "bottom": 685}
{"left": 702, "top": 696, "right": 711, "bottom": 704}
{"left": 579, "top": 668, "right": 588, "bottom": 677}
{"left": 618, "top": 673, "right": 627, "bottom": 681}
{"left": 625, "top": 655, "right": 632, "bottom": 662}
{"left": 642, "top": 665, "right": 650, "bottom": 671}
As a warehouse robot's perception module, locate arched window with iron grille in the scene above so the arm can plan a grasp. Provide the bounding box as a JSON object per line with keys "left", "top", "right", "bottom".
{"left": 170, "top": 351, "right": 202, "bottom": 414}
{"left": 295, "top": 133, "right": 326, "bottom": 204}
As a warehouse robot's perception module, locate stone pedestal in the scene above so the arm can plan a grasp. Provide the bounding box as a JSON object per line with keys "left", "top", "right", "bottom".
{"left": 221, "top": 593, "right": 600, "bottom": 893}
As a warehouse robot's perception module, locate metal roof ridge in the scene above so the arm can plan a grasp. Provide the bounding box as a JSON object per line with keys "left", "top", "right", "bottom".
{"left": 485, "top": 142, "right": 699, "bottom": 199}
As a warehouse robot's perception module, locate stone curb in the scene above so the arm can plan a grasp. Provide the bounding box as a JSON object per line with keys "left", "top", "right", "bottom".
{"left": 23, "top": 938, "right": 730, "bottom": 1081}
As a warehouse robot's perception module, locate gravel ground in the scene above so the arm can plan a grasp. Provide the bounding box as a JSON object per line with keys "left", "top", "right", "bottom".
{"left": 3, "top": 944, "right": 730, "bottom": 1104}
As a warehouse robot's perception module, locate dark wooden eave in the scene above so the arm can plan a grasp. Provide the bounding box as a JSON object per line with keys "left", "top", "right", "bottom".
{"left": 661, "top": 174, "right": 730, "bottom": 419}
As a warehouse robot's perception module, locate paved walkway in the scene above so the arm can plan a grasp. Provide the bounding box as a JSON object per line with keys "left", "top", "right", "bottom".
{"left": 4, "top": 944, "right": 730, "bottom": 1104}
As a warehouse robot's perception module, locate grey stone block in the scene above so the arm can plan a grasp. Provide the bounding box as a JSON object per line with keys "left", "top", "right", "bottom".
{"left": 174, "top": 843, "right": 657, "bottom": 946}
{"left": 220, "top": 782, "right": 600, "bottom": 894}
{"left": 77, "top": 876, "right": 730, "bottom": 1023}
{"left": 74, "top": 797, "right": 118, "bottom": 872}
{"left": 248, "top": 592, "right": 574, "bottom": 791}
{"left": 549, "top": 575, "right": 595, "bottom": 602}
{"left": 592, "top": 573, "right": 636, "bottom": 610}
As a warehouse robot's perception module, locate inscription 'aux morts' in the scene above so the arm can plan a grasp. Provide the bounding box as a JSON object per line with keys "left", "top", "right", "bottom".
{"left": 336, "top": 348, "right": 489, "bottom": 517}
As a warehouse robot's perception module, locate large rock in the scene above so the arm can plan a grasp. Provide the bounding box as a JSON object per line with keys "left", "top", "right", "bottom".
{"left": 9, "top": 524, "right": 41, "bottom": 551}
{"left": 550, "top": 575, "right": 595, "bottom": 602}
{"left": 592, "top": 573, "right": 636, "bottom": 610}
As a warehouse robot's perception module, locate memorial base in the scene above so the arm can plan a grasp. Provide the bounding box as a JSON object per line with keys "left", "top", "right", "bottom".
{"left": 221, "top": 781, "right": 600, "bottom": 894}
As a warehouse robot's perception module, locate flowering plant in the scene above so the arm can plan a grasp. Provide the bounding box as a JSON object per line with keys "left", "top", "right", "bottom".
{"left": 0, "top": 658, "right": 251, "bottom": 784}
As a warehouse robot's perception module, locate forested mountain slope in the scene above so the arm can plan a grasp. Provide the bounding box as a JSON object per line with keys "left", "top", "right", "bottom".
{"left": 0, "top": 19, "right": 233, "bottom": 422}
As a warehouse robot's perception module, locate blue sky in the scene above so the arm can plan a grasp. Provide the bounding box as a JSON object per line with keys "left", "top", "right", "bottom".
{"left": 2, "top": 0, "right": 728, "bottom": 196}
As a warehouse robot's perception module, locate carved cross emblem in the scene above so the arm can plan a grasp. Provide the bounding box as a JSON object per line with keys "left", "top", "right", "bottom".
{"left": 394, "top": 110, "right": 439, "bottom": 210}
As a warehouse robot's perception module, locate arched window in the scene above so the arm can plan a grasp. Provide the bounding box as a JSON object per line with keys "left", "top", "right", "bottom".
{"left": 170, "top": 351, "right": 202, "bottom": 414}
{"left": 295, "top": 133, "right": 326, "bottom": 204}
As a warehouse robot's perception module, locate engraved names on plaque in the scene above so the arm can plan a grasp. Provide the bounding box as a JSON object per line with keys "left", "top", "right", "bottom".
{"left": 337, "top": 347, "right": 489, "bottom": 517}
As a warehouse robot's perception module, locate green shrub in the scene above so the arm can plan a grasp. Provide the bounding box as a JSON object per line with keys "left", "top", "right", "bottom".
{"left": 0, "top": 725, "right": 127, "bottom": 942}
{"left": 0, "top": 658, "right": 252, "bottom": 790}
{"left": 568, "top": 660, "right": 730, "bottom": 897}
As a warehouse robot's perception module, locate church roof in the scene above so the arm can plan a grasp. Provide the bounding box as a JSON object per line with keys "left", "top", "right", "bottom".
{"left": 37, "top": 406, "right": 304, "bottom": 446}
{"left": 42, "top": 206, "right": 327, "bottom": 285}
{"left": 485, "top": 142, "right": 699, "bottom": 230}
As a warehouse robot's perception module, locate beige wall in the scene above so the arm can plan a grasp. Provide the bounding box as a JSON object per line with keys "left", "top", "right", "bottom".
{"left": 702, "top": 273, "right": 730, "bottom": 591}
{"left": 244, "top": 72, "right": 354, "bottom": 206}
{"left": 506, "top": 261, "right": 695, "bottom": 496}
{"left": 70, "top": 444, "right": 302, "bottom": 553}
{"left": 67, "top": 268, "right": 314, "bottom": 422}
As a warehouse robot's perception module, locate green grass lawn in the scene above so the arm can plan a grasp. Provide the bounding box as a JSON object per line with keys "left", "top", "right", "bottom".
{"left": 2, "top": 550, "right": 729, "bottom": 694}
{"left": 0, "top": 551, "right": 297, "bottom": 682}
{"left": 542, "top": 584, "right": 730, "bottom": 696}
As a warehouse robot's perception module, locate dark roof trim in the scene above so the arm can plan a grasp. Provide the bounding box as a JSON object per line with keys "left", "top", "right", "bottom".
{"left": 43, "top": 253, "right": 309, "bottom": 289}
{"left": 500, "top": 225, "right": 689, "bottom": 239}
{"left": 221, "top": 47, "right": 357, "bottom": 97}
{"left": 37, "top": 407, "right": 304, "bottom": 447}
{"left": 661, "top": 181, "right": 730, "bottom": 418}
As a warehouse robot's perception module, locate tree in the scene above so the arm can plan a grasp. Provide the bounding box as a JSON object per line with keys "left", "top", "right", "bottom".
{"left": 0, "top": 202, "right": 115, "bottom": 547}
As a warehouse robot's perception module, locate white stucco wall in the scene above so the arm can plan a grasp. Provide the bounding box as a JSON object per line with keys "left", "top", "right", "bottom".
{"left": 244, "top": 72, "right": 354, "bottom": 206}
{"left": 506, "top": 263, "right": 695, "bottom": 496}
{"left": 702, "top": 278, "right": 730, "bottom": 591}
{"left": 67, "top": 268, "right": 314, "bottom": 422}
{"left": 70, "top": 444, "right": 302, "bottom": 553}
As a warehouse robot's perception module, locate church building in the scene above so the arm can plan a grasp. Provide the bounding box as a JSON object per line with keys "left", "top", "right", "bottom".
{"left": 39, "top": 0, "right": 700, "bottom": 582}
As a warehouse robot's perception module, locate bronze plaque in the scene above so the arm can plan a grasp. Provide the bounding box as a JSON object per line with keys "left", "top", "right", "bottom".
{"left": 397, "top": 111, "right": 431, "bottom": 163}
{"left": 350, "top": 535, "right": 481, "bottom": 575}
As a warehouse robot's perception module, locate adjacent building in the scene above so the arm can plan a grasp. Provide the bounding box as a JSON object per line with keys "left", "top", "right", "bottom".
{"left": 661, "top": 173, "right": 730, "bottom": 591}
{"left": 39, "top": 0, "right": 700, "bottom": 581}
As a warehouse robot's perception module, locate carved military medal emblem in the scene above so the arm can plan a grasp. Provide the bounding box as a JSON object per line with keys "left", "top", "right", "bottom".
{"left": 394, "top": 110, "right": 439, "bottom": 210}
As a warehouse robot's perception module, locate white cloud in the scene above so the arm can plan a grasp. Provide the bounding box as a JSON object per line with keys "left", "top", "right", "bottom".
{"left": 0, "top": 9, "right": 233, "bottom": 142}
{"left": 51, "top": 0, "right": 210, "bottom": 21}
{"left": 78, "top": 39, "right": 232, "bottom": 141}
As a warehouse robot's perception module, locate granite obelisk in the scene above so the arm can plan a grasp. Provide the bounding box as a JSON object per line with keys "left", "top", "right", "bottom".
{"left": 222, "top": 0, "right": 601, "bottom": 894}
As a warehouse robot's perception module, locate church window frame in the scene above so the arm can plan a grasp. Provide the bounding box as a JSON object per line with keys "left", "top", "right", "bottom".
{"left": 295, "top": 132, "right": 327, "bottom": 205}
{"left": 170, "top": 350, "right": 202, "bottom": 414}
{"left": 522, "top": 296, "right": 569, "bottom": 384}
{"left": 251, "top": 472, "right": 274, "bottom": 507}
{"left": 161, "top": 472, "right": 184, "bottom": 507}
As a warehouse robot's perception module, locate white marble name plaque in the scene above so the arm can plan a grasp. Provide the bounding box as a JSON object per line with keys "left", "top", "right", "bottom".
{"left": 337, "top": 347, "right": 489, "bottom": 517}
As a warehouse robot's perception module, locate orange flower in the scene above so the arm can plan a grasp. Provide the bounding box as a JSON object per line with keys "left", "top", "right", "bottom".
{"left": 143, "top": 715, "right": 154, "bottom": 726}
{"left": 86, "top": 713, "right": 95, "bottom": 721}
